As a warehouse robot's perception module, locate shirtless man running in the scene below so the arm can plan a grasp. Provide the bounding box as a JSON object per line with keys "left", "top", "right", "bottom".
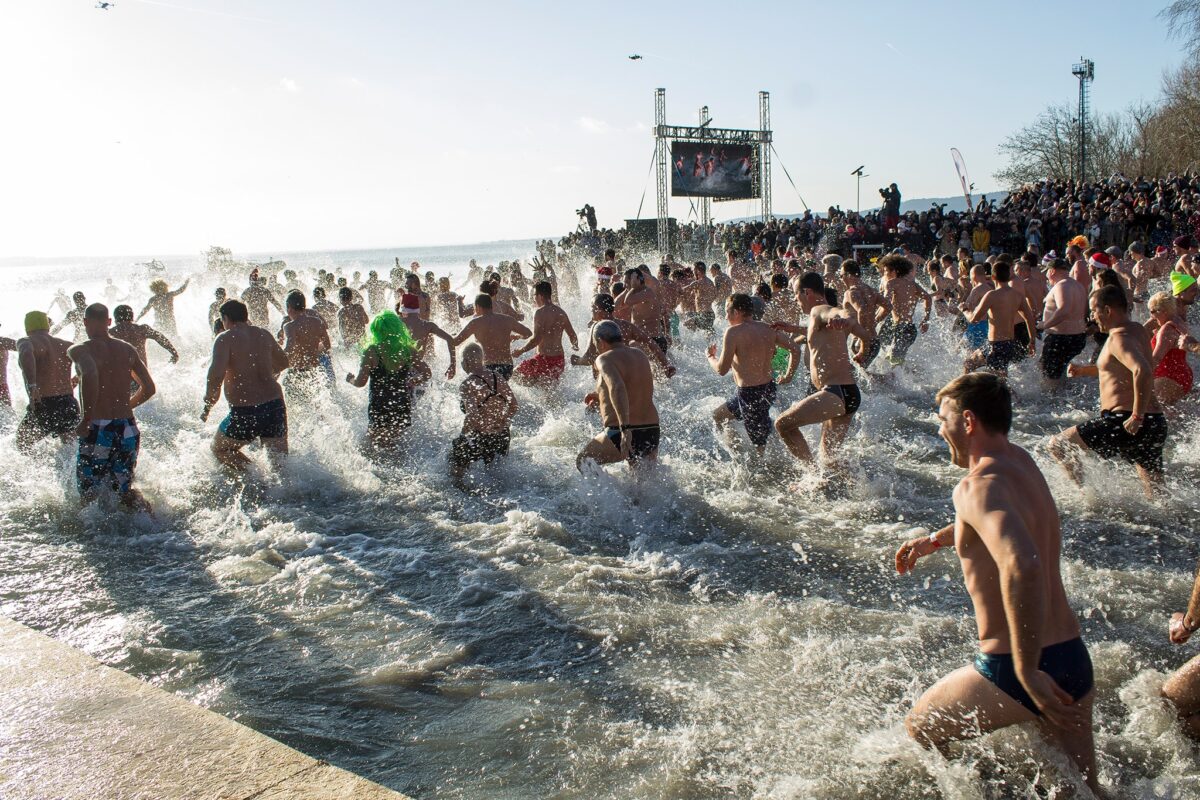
{"left": 576, "top": 321, "right": 661, "bottom": 472}
{"left": 709, "top": 293, "right": 800, "bottom": 453}
{"left": 397, "top": 293, "right": 457, "bottom": 390}
{"left": 680, "top": 262, "right": 720, "bottom": 334}
{"left": 16, "top": 311, "right": 80, "bottom": 453}
{"left": 451, "top": 294, "right": 532, "bottom": 380}
{"left": 1162, "top": 556, "right": 1200, "bottom": 740}
{"left": 279, "top": 291, "right": 333, "bottom": 396}
{"left": 963, "top": 260, "right": 1036, "bottom": 376}
{"left": 773, "top": 273, "right": 870, "bottom": 474}
{"left": 202, "top": 300, "right": 290, "bottom": 473}
{"left": 878, "top": 254, "right": 932, "bottom": 365}
{"left": 572, "top": 294, "right": 673, "bottom": 376}
{"left": 110, "top": 305, "right": 180, "bottom": 366}
{"left": 1036, "top": 258, "right": 1089, "bottom": 390}
{"left": 512, "top": 280, "right": 578, "bottom": 387}
{"left": 616, "top": 268, "right": 668, "bottom": 353}
{"left": 895, "top": 372, "right": 1098, "bottom": 795}
{"left": 841, "top": 261, "right": 890, "bottom": 369}
{"left": 68, "top": 304, "right": 157, "bottom": 510}
{"left": 1049, "top": 285, "right": 1167, "bottom": 499}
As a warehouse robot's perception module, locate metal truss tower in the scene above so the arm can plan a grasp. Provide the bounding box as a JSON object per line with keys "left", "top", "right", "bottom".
{"left": 698, "top": 105, "right": 712, "bottom": 229}
{"left": 759, "top": 91, "right": 772, "bottom": 222}
{"left": 654, "top": 88, "right": 670, "bottom": 254}
{"left": 1071, "top": 58, "right": 1094, "bottom": 184}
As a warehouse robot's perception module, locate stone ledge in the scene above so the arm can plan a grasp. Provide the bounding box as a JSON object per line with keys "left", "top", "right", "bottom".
{"left": 0, "top": 616, "right": 408, "bottom": 800}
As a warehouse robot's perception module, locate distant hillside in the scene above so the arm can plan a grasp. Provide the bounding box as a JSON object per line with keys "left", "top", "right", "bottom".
{"left": 722, "top": 192, "right": 1007, "bottom": 223}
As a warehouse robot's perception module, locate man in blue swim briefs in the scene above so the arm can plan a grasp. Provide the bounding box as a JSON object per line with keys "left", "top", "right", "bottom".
{"left": 67, "top": 304, "right": 157, "bottom": 511}
{"left": 894, "top": 373, "right": 1099, "bottom": 794}
{"left": 203, "top": 300, "right": 290, "bottom": 474}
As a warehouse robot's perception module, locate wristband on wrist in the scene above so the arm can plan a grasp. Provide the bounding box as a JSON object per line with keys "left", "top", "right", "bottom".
{"left": 928, "top": 534, "right": 944, "bottom": 549}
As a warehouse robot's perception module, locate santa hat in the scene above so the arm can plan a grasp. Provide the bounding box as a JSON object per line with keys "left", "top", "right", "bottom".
{"left": 1088, "top": 252, "right": 1113, "bottom": 271}
{"left": 1156, "top": 245, "right": 1170, "bottom": 255}
{"left": 399, "top": 293, "right": 421, "bottom": 314}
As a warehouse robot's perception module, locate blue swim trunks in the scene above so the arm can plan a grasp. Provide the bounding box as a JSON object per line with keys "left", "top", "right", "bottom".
{"left": 76, "top": 418, "right": 140, "bottom": 496}
{"left": 964, "top": 320, "right": 988, "bottom": 350}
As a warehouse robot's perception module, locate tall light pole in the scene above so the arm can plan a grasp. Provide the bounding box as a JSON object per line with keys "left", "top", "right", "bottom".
{"left": 1071, "top": 57, "right": 1094, "bottom": 184}
{"left": 850, "top": 165, "right": 866, "bottom": 213}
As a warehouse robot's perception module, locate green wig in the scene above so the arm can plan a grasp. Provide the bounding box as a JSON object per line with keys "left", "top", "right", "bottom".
{"left": 361, "top": 310, "right": 418, "bottom": 372}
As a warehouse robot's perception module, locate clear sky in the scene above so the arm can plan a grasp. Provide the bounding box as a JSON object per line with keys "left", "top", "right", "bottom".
{"left": 0, "top": 0, "right": 1186, "bottom": 257}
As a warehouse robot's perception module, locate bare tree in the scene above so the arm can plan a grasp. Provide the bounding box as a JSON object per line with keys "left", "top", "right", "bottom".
{"left": 994, "top": 104, "right": 1079, "bottom": 186}
{"left": 1161, "top": 0, "right": 1200, "bottom": 61}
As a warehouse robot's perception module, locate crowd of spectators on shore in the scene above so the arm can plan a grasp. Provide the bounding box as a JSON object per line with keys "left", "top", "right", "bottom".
{"left": 559, "top": 174, "right": 1200, "bottom": 266}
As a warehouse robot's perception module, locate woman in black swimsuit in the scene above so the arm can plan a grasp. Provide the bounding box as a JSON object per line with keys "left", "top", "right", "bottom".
{"left": 345, "top": 310, "right": 419, "bottom": 450}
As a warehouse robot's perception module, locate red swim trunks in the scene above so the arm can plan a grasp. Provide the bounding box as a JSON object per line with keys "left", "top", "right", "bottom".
{"left": 515, "top": 353, "right": 565, "bottom": 385}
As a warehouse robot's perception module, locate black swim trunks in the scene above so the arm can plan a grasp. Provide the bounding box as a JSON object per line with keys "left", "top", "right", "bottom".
{"left": 724, "top": 380, "right": 777, "bottom": 446}
{"left": 881, "top": 319, "right": 918, "bottom": 362}
{"left": 605, "top": 423, "right": 661, "bottom": 463}
{"left": 450, "top": 429, "right": 511, "bottom": 470}
{"left": 219, "top": 398, "right": 288, "bottom": 442}
{"left": 1076, "top": 410, "right": 1168, "bottom": 474}
{"left": 368, "top": 363, "right": 412, "bottom": 431}
{"left": 17, "top": 394, "right": 80, "bottom": 448}
{"left": 974, "top": 637, "right": 1094, "bottom": 716}
{"left": 485, "top": 363, "right": 514, "bottom": 380}
{"left": 651, "top": 335, "right": 670, "bottom": 354}
{"left": 1013, "top": 322, "right": 1032, "bottom": 356}
{"left": 1040, "top": 333, "right": 1087, "bottom": 379}
{"left": 822, "top": 383, "right": 861, "bottom": 415}
{"left": 984, "top": 339, "right": 1022, "bottom": 372}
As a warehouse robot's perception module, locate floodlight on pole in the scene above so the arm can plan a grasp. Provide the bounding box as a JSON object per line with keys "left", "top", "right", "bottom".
{"left": 1071, "top": 57, "right": 1094, "bottom": 184}
{"left": 850, "top": 165, "right": 866, "bottom": 213}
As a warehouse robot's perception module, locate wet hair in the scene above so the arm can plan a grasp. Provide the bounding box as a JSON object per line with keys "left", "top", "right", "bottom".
{"left": 534, "top": 280, "right": 552, "bottom": 299}
{"left": 799, "top": 272, "right": 825, "bottom": 294}
{"left": 461, "top": 342, "right": 483, "bottom": 368}
{"left": 1096, "top": 269, "right": 1122, "bottom": 290}
{"left": 727, "top": 293, "right": 755, "bottom": 315}
{"left": 770, "top": 274, "right": 788, "bottom": 290}
{"left": 286, "top": 290, "right": 306, "bottom": 310}
{"left": 474, "top": 293, "right": 493, "bottom": 310}
{"left": 84, "top": 303, "right": 109, "bottom": 320}
{"left": 593, "top": 319, "right": 622, "bottom": 343}
{"left": 439, "top": 277, "right": 451, "bottom": 292}
{"left": 755, "top": 282, "right": 772, "bottom": 301}
{"left": 623, "top": 268, "right": 643, "bottom": 284}
{"left": 936, "top": 372, "right": 1012, "bottom": 435}
{"left": 219, "top": 299, "right": 249, "bottom": 323}
{"left": 879, "top": 254, "right": 912, "bottom": 277}
{"left": 150, "top": 279, "right": 168, "bottom": 295}
{"left": 992, "top": 261, "right": 1012, "bottom": 283}
{"left": 592, "top": 293, "right": 615, "bottom": 314}
{"left": 313, "top": 287, "right": 326, "bottom": 300}
{"left": 693, "top": 261, "right": 707, "bottom": 272}
{"left": 114, "top": 304, "right": 134, "bottom": 322}
{"left": 214, "top": 287, "right": 227, "bottom": 299}
{"left": 1091, "top": 284, "right": 1128, "bottom": 313}
{"left": 671, "top": 268, "right": 690, "bottom": 280}
{"left": 657, "top": 264, "right": 671, "bottom": 278}
{"left": 72, "top": 291, "right": 86, "bottom": 303}
{"left": 1047, "top": 257, "right": 1068, "bottom": 272}
{"left": 841, "top": 260, "right": 861, "bottom": 277}
{"left": 605, "top": 248, "right": 616, "bottom": 260}
{"left": 338, "top": 287, "right": 354, "bottom": 303}
{"left": 928, "top": 262, "right": 942, "bottom": 275}
{"left": 1148, "top": 291, "right": 1177, "bottom": 315}
{"left": 611, "top": 281, "right": 625, "bottom": 296}
{"left": 821, "top": 254, "right": 843, "bottom": 270}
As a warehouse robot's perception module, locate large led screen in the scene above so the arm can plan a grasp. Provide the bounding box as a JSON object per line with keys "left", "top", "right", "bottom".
{"left": 670, "top": 142, "right": 757, "bottom": 199}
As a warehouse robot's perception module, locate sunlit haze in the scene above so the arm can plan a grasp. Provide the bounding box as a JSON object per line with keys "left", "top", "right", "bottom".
{"left": 0, "top": 0, "right": 1183, "bottom": 257}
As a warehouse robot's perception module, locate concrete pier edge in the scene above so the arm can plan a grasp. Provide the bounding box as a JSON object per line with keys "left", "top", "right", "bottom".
{"left": 0, "top": 615, "right": 410, "bottom": 799}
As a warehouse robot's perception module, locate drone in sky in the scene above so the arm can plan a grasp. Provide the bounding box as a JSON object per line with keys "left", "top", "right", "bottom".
{"left": 628, "top": 54, "right": 642, "bottom": 61}
{"left": 95, "top": 2, "right": 115, "bottom": 8}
